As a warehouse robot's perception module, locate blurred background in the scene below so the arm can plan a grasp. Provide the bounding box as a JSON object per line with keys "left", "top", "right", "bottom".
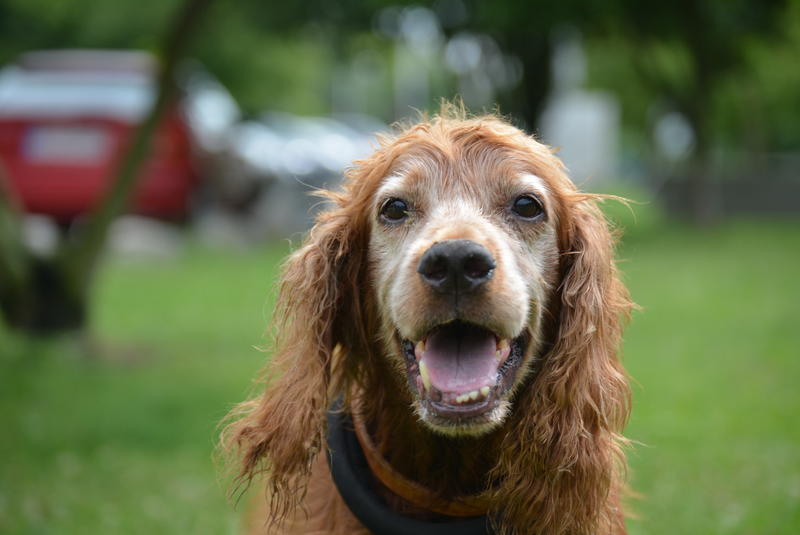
{"left": 0, "top": 0, "right": 798, "bottom": 533}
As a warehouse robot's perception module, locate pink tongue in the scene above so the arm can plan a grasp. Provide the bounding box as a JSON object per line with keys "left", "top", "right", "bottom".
{"left": 422, "top": 324, "right": 499, "bottom": 393}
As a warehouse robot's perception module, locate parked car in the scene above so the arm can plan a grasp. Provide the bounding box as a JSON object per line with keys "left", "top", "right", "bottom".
{"left": 0, "top": 49, "right": 240, "bottom": 223}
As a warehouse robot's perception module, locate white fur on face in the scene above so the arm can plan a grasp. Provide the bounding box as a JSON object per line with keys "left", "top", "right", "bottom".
{"left": 368, "top": 164, "right": 560, "bottom": 433}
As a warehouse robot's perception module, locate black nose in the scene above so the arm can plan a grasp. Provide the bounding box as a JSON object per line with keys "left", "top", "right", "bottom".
{"left": 417, "top": 239, "right": 496, "bottom": 295}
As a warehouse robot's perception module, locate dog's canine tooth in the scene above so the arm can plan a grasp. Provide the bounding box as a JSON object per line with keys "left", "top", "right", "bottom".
{"left": 419, "top": 360, "right": 431, "bottom": 391}
{"left": 480, "top": 385, "right": 491, "bottom": 397}
{"left": 496, "top": 342, "right": 511, "bottom": 365}
{"left": 415, "top": 340, "right": 425, "bottom": 359}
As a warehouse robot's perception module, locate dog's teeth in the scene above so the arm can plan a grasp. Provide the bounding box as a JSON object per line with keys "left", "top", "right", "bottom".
{"left": 498, "top": 339, "right": 509, "bottom": 350}
{"left": 414, "top": 340, "right": 426, "bottom": 361}
{"left": 448, "top": 388, "right": 493, "bottom": 405}
{"left": 496, "top": 343, "right": 511, "bottom": 365}
{"left": 419, "top": 360, "right": 431, "bottom": 391}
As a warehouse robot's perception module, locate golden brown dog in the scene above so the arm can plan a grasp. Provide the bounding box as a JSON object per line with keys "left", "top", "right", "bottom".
{"left": 225, "top": 107, "right": 632, "bottom": 535}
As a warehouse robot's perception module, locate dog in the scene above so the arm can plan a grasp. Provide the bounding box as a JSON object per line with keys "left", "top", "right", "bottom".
{"left": 224, "top": 107, "right": 632, "bottom": 535}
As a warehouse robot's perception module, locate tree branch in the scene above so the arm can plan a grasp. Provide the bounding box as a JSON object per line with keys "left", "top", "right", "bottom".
{"left": 59, "top": 0, "right": 215, "bottom": 295}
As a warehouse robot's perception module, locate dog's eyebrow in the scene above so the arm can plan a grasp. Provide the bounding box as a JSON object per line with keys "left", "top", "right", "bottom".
{"left": 517, "top": 173, "right": 550, "bottom": 198}
{"left": 375, "top": 174, "right": 407, "bottom": 200}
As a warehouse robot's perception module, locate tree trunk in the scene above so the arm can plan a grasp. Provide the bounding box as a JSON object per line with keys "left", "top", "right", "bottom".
{"left": 1, "top": 257, "right": 86, "bottom": 332}
{"left": 498, "top": 34, "right": 552, "bottom": 131}
{"left": 685, "top": 134, "right": 717, "bottom": 226}
{"left": 0, "top": 175, "right": 34, "bottom": 328}
{"left": 682, "top": 47, "right": 719, "bottom": 226}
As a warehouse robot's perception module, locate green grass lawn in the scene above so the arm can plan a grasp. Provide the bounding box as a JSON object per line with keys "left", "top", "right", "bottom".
{"left": 1, "top": 210, "right": 798, "bottom": 534}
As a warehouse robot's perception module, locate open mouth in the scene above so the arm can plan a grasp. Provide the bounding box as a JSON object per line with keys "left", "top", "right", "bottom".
{"left": 401, "top": 321, "right": 528, "bottom": 425}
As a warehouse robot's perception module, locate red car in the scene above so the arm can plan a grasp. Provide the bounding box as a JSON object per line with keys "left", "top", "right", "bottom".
{"left": 0, "top": 50, "right": 223, "bottom": 222}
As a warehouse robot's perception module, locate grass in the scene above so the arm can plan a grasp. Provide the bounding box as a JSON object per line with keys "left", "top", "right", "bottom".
{"left": 0, "top": 243, "right": 290, "bottom": 534}
{"left": 615, "top": 217, "right": 800, "bottom": 534}
{"left": 1, "top": 208, "right": 799, "bottom": 534}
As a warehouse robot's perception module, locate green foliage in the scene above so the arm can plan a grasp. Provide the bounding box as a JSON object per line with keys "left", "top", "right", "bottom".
{"left": 193, "top": 20, "right": 336, "bottom": 115}
{"left": 2, "top": 211, "right": 799, "bottom": 533}
{"left": 717, "top": 0, "right": 800, "bottom": 151}
{"left": 0, "top": 0, "right": 177, "bottom": 61}
{"left": 584, "top": 0, "right": 800, "bottom": 153}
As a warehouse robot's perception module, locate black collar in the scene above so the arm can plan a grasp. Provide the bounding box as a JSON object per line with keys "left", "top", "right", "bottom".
{"left": 326, "top": 397, "right": 495, "bottom": 535}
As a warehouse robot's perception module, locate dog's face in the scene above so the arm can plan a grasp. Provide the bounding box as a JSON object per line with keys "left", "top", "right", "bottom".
{"left": 368, "top": 139, "right": 563, "bottom": 436}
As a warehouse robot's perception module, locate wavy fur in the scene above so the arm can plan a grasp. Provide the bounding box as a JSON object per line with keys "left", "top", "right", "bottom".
{"left": 223, "top": 106, "right": 632, "bottom": 535}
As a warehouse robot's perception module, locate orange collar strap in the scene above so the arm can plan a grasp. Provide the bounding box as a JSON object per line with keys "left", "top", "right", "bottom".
{"left": 350, "top": 407, "right": 492, "bottom": 518}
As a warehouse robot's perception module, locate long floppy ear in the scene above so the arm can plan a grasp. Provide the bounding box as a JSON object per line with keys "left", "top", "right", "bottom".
{"left": 223, "top": 198, "right": 368, "bottom": 522}
{"left": 493, "top": 196, "right": 632, "bottom": 535}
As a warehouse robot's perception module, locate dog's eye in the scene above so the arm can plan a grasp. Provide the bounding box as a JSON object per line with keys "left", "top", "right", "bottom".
{"left": 380, "top": 198, "right": 409, "bottom": 222}
{"left": 511, "top": 195, "right": 544, "bottom": 220}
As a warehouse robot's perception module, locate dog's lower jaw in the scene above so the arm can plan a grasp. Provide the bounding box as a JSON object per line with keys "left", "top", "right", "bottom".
{"left": 414, "top": 398, "right": 512, "bottom": 437}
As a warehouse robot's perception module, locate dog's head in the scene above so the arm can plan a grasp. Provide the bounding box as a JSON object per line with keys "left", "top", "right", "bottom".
{"left": 225, "top": 110, "right": 631, "bottom": 533}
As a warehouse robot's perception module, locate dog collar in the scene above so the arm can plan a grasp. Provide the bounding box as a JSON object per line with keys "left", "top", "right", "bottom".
{"left": 350, "top": 404, "right": 492, "bottom": 517}
{"left": 326, "top": 397, "right": 495, "bottom": 535}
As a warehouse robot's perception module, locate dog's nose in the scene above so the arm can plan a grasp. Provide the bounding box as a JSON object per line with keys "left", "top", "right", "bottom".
{"left": 417, "top": 239, "right": 495, "bottom": 295}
